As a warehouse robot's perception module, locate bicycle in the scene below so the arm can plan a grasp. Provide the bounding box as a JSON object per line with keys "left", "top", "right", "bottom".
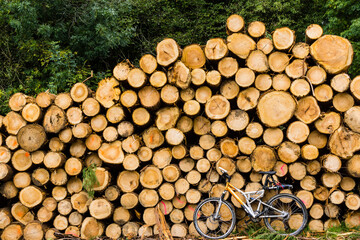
{"left": 193, "top": 167, "right": 308, "bottom": 239}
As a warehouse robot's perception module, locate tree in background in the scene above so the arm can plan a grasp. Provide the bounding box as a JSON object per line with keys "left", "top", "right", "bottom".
{"left": 0, "top": 0, "right": 359, "bottom": 114}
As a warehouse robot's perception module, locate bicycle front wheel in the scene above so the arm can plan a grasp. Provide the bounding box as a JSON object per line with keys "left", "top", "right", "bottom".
{"left": 263, "top": 193, "right": 308, "bottom": 236}
{"left": 193, "top": 197, "right": 236, "bottom": 239}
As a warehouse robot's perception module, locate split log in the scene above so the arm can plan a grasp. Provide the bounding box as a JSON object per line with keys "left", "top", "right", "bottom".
{"left": 11, "top": 202, "right": 34, "bottom": 225}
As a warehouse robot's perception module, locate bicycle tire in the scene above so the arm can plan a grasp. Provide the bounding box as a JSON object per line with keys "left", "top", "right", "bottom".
{"left": 263, "top": 193, "right": 308, "bottom": 236}
{"left": 193, "top": 197, "right": 236, "bottom": 239}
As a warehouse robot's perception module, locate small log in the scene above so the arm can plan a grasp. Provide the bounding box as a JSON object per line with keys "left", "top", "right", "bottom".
{"left": 311, "top": 35, "right": 353, "bottom": 74}
{"left": 70, "top": 83, "right": 89, "bottom": 103}
{"left": 296, "top": 190, "right": 314, "bottom": 209}
{"left": 80, "top": 217, "right": 104, "bottom": 239}
{"left": 195, "top": 86, "right": 212, "bottom": 103}
{"left": 235, "top": 67, "right": 255, "bottom": 87}
{"left": 308, "top": 220, "right": 324, "bottom": 232}
{"left": 236, "top": 156, "right": 252, "bottom": 173}
{"left": 330, "top": 190, "right": 345, "bottom": 205}
{"left": 69, "top": 139, "right": 86, "bottom": 158}
{"left": 73, "top": 123, "right": 92, "bottom": 139}
{"left": 333, "top": 93, "right": 354, "bottom": 112}
{"left": 138, "top": 86, "right": 161, "bottom": 109}
{"left": 227, "top": 33, "right": 256, "bottom": 59}
{"left": 321, "top": 154, "right": 341, "bottom": 172}
{"left": 123, "top": 154, "right": 140, "bottom": 171}
{"left": 19, "top": 186, "right": 44, "bottom": 208}
{"left": 220, "top": 80, "right": 239, "bottom": 100}
{"left": 49, "top": 137, "right": 64, "bottom": 152}
{"left": 219, "top": 138, "right": 238, "bottom": 158}
{"left": 191, "top": 68, "right": 206, "bottom": 86}
{"left": 175, "top": 178, "right": 190, "bottom": 195}
{"left": 159, "top": 183, "right": 175, "bottom": 200}
{"left": 321, "top": 172, "right": 342, "bottom": 188}
{"left": 117, "top": 171, "right": 139, "bottom": 193}
{"left": 289, "top": 162, "right": 306, "bottom": 180}
{"left": 285, "top": 59, "right": 307, "bottom": 79}
{"left": 315, "top": 112, "right": 341, "bottom": 135}
{"left": 277, "top": 141, "right": 300, "bottom": 163}
{"left": 207, "top": 148, "right": 222, "bottom": 162}
{"left": 179, "top": 158, "right": 195, "bottom": 173}
{"left": 272, "top": 27, "right": 295, "bottom": 50}
{"left": 113, "top": 62, "right": 130, "bottom": 81}
{"left": 64, "top": 158, "right": 82, "bottom": 176}
{"left": 301, "top": 144, "right": 319, "bottom": 160}
{"left": 103, "top": 126, "right": 118, "bottom": 142}
{"left": 238, "top": 137, "right": 256, "bottom": 155}
{"left": 255, "top": 74, "right": 272, "bottom": 91}
{"left": 324, "top": 219, "right": 341, "bottom": 230}
{"left": 71, "top": 191, "right": 91, "bottom": 214}
{"left": 257, "top": 91, "right": 296, "bottom": 127}
{"left": 43, "top": 152, "right": 66, "bottom": 169}
{"left": 268, "top": 52, "right": 290, "bottom": 73}
{"left": 305, "top": 24, "right": 323, "bottom": 42}
{"left": 156, "top": 38, "right": 180, "bottom": 66}
{"left": 340, "top": 177, "right": 356, "bottom": 191}
{"left": 330, "top": 73, "right": 350, "bottom": 93}
{"left": 218, "top": 57, "right": 238, "bottom": 78}
{"left": 137, "top": 146, "right": 153, "bottom": 162}
{"left": 1, "top": 224, "right": 23, "bottom": 240}
{"left": 139, "top": 54, "right": 157, "bottom": 74}
{"left": 66, "top": 106, "right": 83, "bottom": 125}
{"left": 205, "top": 38, "right": 228, "bottom": 60}
{"left": 42, "top": 105, "right": 67, "bottom": 133}
{"left": 189, "top": 146, "right": 203, "bottom": 160}
{"left": 5, "top": 136, "right": 18, "bottom": 150}
{"left": 36, "top": 92, "right": 56, "bottom": 108}
{"left": 98, "top": 141, "right": 124, "bottom": 164}
{"left": 104, "top": 185, "right": 120, "bottom": 202}
{"left": 206, "top": 70, "right": 221, "bottom": 87}
{"left": 180, "top": 88, "right": 195, "bottom": 102}
{"left": 9, "top": 93, "right": 31, "bottom": 111}
{"left": 89, "top": 198, "right": 113, "bottom": 220}
{"left": 196, "top": 158, "right": 211, "bottom": 173}
{"left": 120, "top": 90, "right": 138, "bottom": 108}
{"left": 22, "top": 103, "right": 42, "bottom": 122}
{"left": 50, "top": 169, "right": 67, "bottom": 186}
{"left": 12, "top": 149, "right": 32, "bottom": 171}
{"left": 171, "top": 144, "right": 187, "bottom": 160}
{"left": 251, "top": 145, "right": 276, "bottom": 172}
{"left": 3, "top": 111, "right": 26, "bottom": 135}
{"left": 54, "top": 93, "right": 73, "bottom": 110}
{"left": 246, "top": 50, "right": 269, "bottom": 73}
{"left": 306, "top": 66, "right": 326, "bottom": 85}
{"left": 82, "top": 98, "right": 100, "bottom": 117}
{"left": 292, "top": 42, "right": 310, "bottom": 59}
{"left": 263, "top": 128, "right": 283, "bottom": 147}
{"left": 247, "top": 21, "right": 266, "bottom": 38}
{"left": 139, "top": 189, "right": 159, "bottom": 207}
{"left": 290, "top": 78, "right": 310, "bottom": 97}
{"left": 122, "top": 222, "right": 139, "bottom": 239}
{"left": 58, "top": 128, "right": 73, "bottom": 144}
{"left": 272, "top": 74, "right": 291, "bottom": 91}
{"left": 120, "top": 192, "right": 138, "bottom": 209}
{"left": 193, "top": 116, "right": 211, "bottom": 135}
{"left": 246, "top": 122, "right": 263, "bottom": 139}
{"left": 237, "top": 87, "right": 260, "bottom": 111}
{"left": 161, "top": 84, "right": 179, "bottom": 104}
{"left": 165, "top": 128, "right": 184, "bottom": 146}
{"left": 350, "top": 75, "right": 360, "bottom": 100}
{"left": 287, "top": 121, "right": 310, "bottom": 143}
{"left": 17, "top": 124, "right": 46, "bottom": 152}
{"left": 181, "top": 44, "right": 205, "bottom": 69}
{"left": 300, "top": 176, "right": 316, "bottom": 191}
{"left": 186, "top": 170, "right": 202, "bottom": 185}
{"left": 313, "top": 186, "right": 329, "bottom": 201}
{"left": 85, "top": 134, "right": 102, "bottom": 151}
{"left": 329, "top": 126, "right": 360, "bottom": 159}
{"left": 346, "top": 194, "right": 360, "bottom": 210}
{"left": 274, "top": 161, "right": 288, "bottom": 177}
{"left": 310, "top": 203, "right": 324, "bottom": 220}
{"left": 13, "top": 172, "right": 31, "bottom": 189}
{"left": 58, "top": 199, "right": 72, "bottom": 216}
{"left": 162, "top": 164, "right": 181, "bottom": 183}
{"left": 127, "top": 68, "right": 147, "bottom": 88}
{"left": 345, "top": 212, "right": 360, "bottom": 228}
{"left": 66, "top": 177, "right": 82, "bottom": 194}
{"left": 199, "top": 134, "right": 216, "bottom": 150}
{"left": 314, "top": 84, "right": 333, "bottom": 102}
{"left": 37, "top": 206, "right": 53, "bottom": 223}
{"left": 171, "top": 223, "right": 188, "bottom": 238}
{"left": 226, "top": 14, "right": 244, "bottom": 33}
{"left": 106, "top": 223, "right": 121, "bottom": 240}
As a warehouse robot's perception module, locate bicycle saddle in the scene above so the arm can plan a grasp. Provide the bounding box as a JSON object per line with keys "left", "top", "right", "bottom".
{"left": 259, "top": 171, "right": 276, "bottom": 175}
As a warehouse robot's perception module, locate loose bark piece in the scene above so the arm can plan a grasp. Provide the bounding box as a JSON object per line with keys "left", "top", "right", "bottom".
{"left": 310, "top": 35, "right": 353, "bottom": 74}
{"left": 272, "top": 27, "right": 295, "bottom": 50}
{"left": 113, "top": 62, "right": 130, "bottom": 81}
{"left": 156, "top": 38, "right": 180, "bottom": 66}
{"left": 205, "top": 38, "right": 228, "bottom": 60}
{"left": 227, "top": 33, "right": 256, "bottom": 59}
{"left": 226, "top": 14, "right": 244, "bottom": 33}
{"left": 257, "top": 91, "right": 296, "bottom": 127}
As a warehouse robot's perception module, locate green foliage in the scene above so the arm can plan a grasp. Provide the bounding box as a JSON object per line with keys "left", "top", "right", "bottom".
{"left": 82, "top": 164, "right": 99, "bottom": 198}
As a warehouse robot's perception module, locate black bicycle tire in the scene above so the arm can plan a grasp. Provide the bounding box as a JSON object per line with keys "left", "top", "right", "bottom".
{"left": 263, "top": 193, "right": 308, "bottom": 236}
{"left": 193, "top": 197, "right": 236, "bottom": 239}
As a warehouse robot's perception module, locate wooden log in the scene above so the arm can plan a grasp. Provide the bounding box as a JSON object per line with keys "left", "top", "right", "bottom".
{"left": 255, "top": 74, "right": 272, "bottom": 91}
{"left": 263, "top": 128, "right": 283, "bottom": 147}
{"left": 9, "top": 93, "right": 31, "bottom": 112}
{"left": 122, "top": 222, "right": 139, "bottom": 239}
{"left": 196, "top": 158, "right": 211, "bottom": 173}
{"left": 205, "top": 70, "right": 221, "bottom": 87}
{"left": 181, "top": 44, "right": 205, "bottom": 69}
{"left": 227, "top": 33, "right": 256, "bottom": 59}
{"left": 301, "top": 144, "right": 319, "bottom": 160}
{"left": 306, "top": 66, "right": 326, "bottom": 85}
{"left": 137, "top": 146, "right": 152, "bottom": 162}
{"left": 333, "top": 93, "right": 354, "bottom": 112}
{"left": 11, "top": 149, "right": 32, "bottom": 171}
{"left": 330, "top": 73, "right": 350, "bottom": 93}
{"left": 347, "top": 155, "right": 360, "bottom": 178}
{"left": 246, "top": 50, "right": 269, "bottom": 73}
{"left": 162, "top": 164, "right": 181, "bottom": 183}
{"left": 58, "top": 199, "right": 72, "bottom": 216}
{"left": 189, "top": 146, "right": 204, "bottom": 160}
{"left": 64, "top": 157, "right": 82, "bottom": 176}
{"left": 70, "top": 83, "right": 89, "bottom": 103}
{"left": 206, "top": 148, "right": 222, "bottom": 162}
{"left": 11, "top": 202, "right": 34, "bottom": 225}
{"left": 43, "top": 152, "right": 66, "bottom": 169}
{"left": 172, "top": 195, "right": 187, "bottom": 209}
{"left": 193, "top": 116, "right": 211, "bottom": 135}
{"left": 292, "top": 42, "right": 310, "bottom": 59}
{"left": 3, "top": 111, "right": 26, "bottom": 135}
{"left": 1, "top": 224, "right": 23, "bottom": 240}
{"left": 314, "top": 84, "right": 333, "bottom": 102}
{"left": 50, "top": 169, "right": 68, "bottom": 186}
{"left": 205, "top": 38, "right": 228, "bottom": 60}
{"left": 300, "top": 176, "right": 316, "bottom": 191}
{"left": 175, "top": 178, "right": 190, "bottom": 195}
{"left": 127, "top": 68, "right": 147, "bottom": 88}
{"left": 161, "top": 84, "right": 179, "bottom": 104}
{"left": 226, "top": 14, "right": 244, "bottom": 33}
{"left": 287, "top": 121, "right": 310, "bottom": 143}
{"left": 216, "top": 157, "right": 236, "bottom": 176}
{"left": 191, "top": 68, "right": 206, "bottom": 86}
{"left": 49, "top": 137, "right": 64, "bottom": 152}
{"left": 158, "top": 183, "right": 175, "bottom": 201}
{"left": 346, "top": 194, "right": 360, "bottom": 210}
{"left": 237, "top": 87, "right": 260, "bottom": 111}
{"left": 139, "top": 189, "right": 159, "bottom": 208}
{"left": 289, "top": 162, "right": 306, "bottom": 180}
{"left": 235, "top": 67, "right": 255, "bottom": 87}
{"left": 186, "top": 170, "right": 202, "bottom": 185}
{"left": 308, "top": 219, "right": 324, "bottom": 232}
{"left": 296, "top": 190, "right": 314, "bottom": 209}
{"left": 305, "top": 24, "right": 323, "bottom": 42}
{"left": 340, "top": 177, "right": 356, "bottom": 192}
{"left": 117, "top": 171, "right": 139, "bottom": 193}
{"left": 251, "top": 145, "right": 276, "bottom": 172}
{"left": 329, "top": 126, "right": 360, "bottom": 159}
{"left": 106, "top": 223, "right": 121, "bottom": 239}
{"left": 271, "top": 74, "right": 291, "bottom": 91}
{"left": 70, "top": 191, "right": 91, "bottom": 214}
{"left": 97, "top": 141, "right": 124, "bottom": 164}
{"left": 257, "top": 91, "right": 296, "bottom": 127}
{"left": 21, "top": 103, "right": 42, "bottom": 123}
{"left": 5, "top": 136, "right": 18, "bottom": 150}
{"left": 274, "top": 161, "right": 288, "bottom": 177}
{"left": 120, "top": 192, "right": 138, "bottom": 209}
{"left": 0, "top": 146, "right": 11, "bottom": 164}
{"left": 140, "top": 54, "right": 157, "bottom": 74}
{"left": 120, "top": 89, "right": 138, "bottom": 108}
{"left": 171, "top": 144, "right": 187, "bottom": 160}
{"left": 36, "top": 92, "right": 56, "bottom": 108}
{"left": 180, "top": 88, "right": 195, "bottom": 102}
{"left": 330, "top": 190, "right": 345, "bottom": 205}
{"left": 345, "top": 212, "right": 360, "bottom": 228}
{"left": 156, "top": 38, "right": 180, "bottom": 66}
{"left": 290, "top": 78, "right": 310, "bottom": 97}
{"left": 139, "top": 166, "right": 163, "bottom": 189}
{"left": 246, "top": 122, "right": 263, "bottom": 139}
{"left": 179, "top": 158, "right": 195, "bottom": 172}
{"left": 324, "top": 219, "right": 341, "bottom": 230}
{"left": 321, "top": 172, "right": 342, "bottom": 188}
{"left": 219, "top": 138, "right": 238, "bottom": 157}
{"left": 313, "top": 186, "right": 329, "bottom": 202}
{"left": 310, "top": 35, "right": 353, "bottom": 74}
{"left": 309, "top": 203, "right": 324, "bottom": 220}
{"left": 306, "top": 160, "right": 321, "bottom": 175}
{"left": 165, "top": 128, "right": 184, "bottom": 145}
{"left": 80, "top": 217, "right": 104, "bottom": 239}
{"left": 69, "top": 139, "right": 86, "bottom": 158}
{"left": 321, "top": 154, "right": 341, "bottom": 172}
{"left": 315, "top": 112, "right": 341, "bottom": 135}
{"left": 138, "top": 86, "right": 161, "bottom": 110}
{"left": 350, "top": 75, "right": 360, "bottom": 100}
{"left": 0, "top": 163, "right": 13, "bottom": 181}
{"left": 286, "top": 59, "right": 307, "bottom": 79}
{"left": 277, "top": 141, "right": 300, "bottom": 163}
{"left": 268, "top": 52, "right": 290, "bottom": 73}
{"left": 13, "top": 172, "right": 31, "bottom": 189}
{"left": 236, "top": 156, "right": 252, "bottom": 173}
{"left": 0, "top": 208, "right": 12, "bottom": 228}
{"left": 19, "top": 186, "right": 44, "bottom": 208}
{"left": 220, "top": 80, "right": 239, "bottom": 100}
{"left": 199, "top": 134, "right": 215, "bottom": 150}
{"left": 54, "top": 93, "right": 72, "bottom": 110}
{"left": 218, "top": 57, "right": 238, "bottom": 78}
{"left": 89, "top": 198, "right": 113, "bottom": 220}
{"left": 102, "top": 126, "right": 118, "bottom": 142}
{"left": 273, "top": 27, "right": 295, "bottom": 50}
{"left": 247, "top": 21, "right": 265, "bottom": 38}
{"left": 52, "top": 186, "right": 67, "bottom": 203}
{"left": 123, "top": 154, "right": 139, "bottom": 171}
{"left": 113, "top": 62, "right": 130, "bottom": 81}
{"left": 295, "top": 96, "right": 321, "bottom": 124}
{"left": 171, "top": 223, "right": 188, "bottom": 238}
{"left": 66, "top": 177, "right": 82, "bottom": 194}
{"left": 17, "top": 124, "right": 46, "bottom": 152}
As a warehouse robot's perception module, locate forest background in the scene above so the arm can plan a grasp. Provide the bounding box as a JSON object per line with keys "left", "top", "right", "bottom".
{"left": 0, "top": 0, "right": 359, "bottom": 114}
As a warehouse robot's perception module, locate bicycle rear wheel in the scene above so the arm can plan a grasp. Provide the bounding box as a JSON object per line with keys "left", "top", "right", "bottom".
{"left": 193, "top": 197, "right": 236, "bottom": 239}
{"left": 263, "top": 193, "right": 308, "bottom": 236}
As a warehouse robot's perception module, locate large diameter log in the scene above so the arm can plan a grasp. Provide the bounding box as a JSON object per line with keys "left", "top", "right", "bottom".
{"left": 98, "top": 141, "right": 124, "bottom": 164}
{"left": 205, "top": 38, "right": 228, "bottom": 60}
{"left": 272, "top": 27, "right": 295, "bottom": 50}
{"left": 251, "top": 145, "right": 276, "bottom": 172}
{"left": 43, "top": 105, "right": 66, "bottom": 133}
{"left": 310, "top": 35, "right": 353, "bottom": 74}
{"left": 329, "top": 126, "right": 360, "bottom": 159}
{"left": 156, "top": 38, "right": 180, "bottom": 66}
{"left": 227, "top": 33, "right": 256, "bottom": 59}
{"left": 257, "top": 91, "right": 296, "bottom": 127}
{"left": 17, "top": 124, "right": 46, "bottom": 152}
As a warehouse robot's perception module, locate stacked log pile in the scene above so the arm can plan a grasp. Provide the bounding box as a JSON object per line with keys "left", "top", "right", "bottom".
{"left": 1, "top": 14, "right": 360, "bottom": 239}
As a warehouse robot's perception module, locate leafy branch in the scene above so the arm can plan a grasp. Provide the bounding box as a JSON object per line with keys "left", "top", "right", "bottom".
{"left": 82, "top": 164, "right": 99, "bottom": 198}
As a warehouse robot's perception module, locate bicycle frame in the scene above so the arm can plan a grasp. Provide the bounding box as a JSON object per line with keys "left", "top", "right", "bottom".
{"left": 214, "top": 182, "right": 287, "bottom": 220}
